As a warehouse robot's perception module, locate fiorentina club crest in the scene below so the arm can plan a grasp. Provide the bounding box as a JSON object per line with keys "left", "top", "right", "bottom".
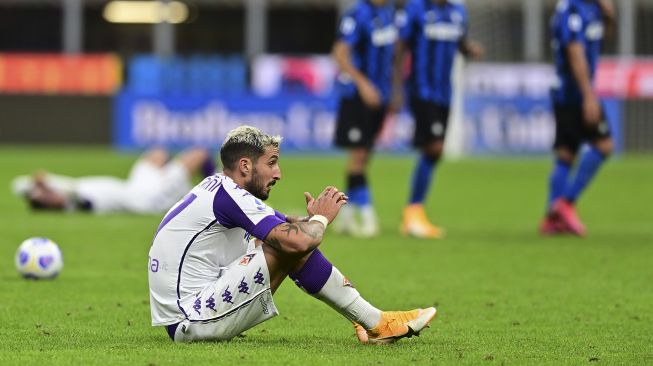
{"left": 239, "top": 254, "right": 256, "bottom": 266}
{"left": 343, "top": 277, "right": 354, "bottom": 288}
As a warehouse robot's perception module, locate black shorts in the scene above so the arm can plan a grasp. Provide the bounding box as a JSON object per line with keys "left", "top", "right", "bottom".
{"left": 334, "top": 96, "right": 387, "bottom": 148}
{"left": 409, "top": 98, "right": 450, "bottom": 147}
{"left": 553, "top": 104, "right": 611, "bottom": 153}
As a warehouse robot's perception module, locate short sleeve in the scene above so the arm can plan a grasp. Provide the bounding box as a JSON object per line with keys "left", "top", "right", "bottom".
{"left": 337, "top": 9, "right": 362, "bottom": 46}
{"left": 558, "top": 9, "right": 585, "bottom": 47}
{"left": 213, "top": 186, "right": 285, "bottom": 240}
{"left": 398, "top": 2, "right": 418, "bottom": 41}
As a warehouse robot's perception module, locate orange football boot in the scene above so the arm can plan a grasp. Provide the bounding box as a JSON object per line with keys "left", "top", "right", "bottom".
{"left": 401, "top": 204, "right": 444, "bottom": 239}
{"left": 353, "top": 307, "right": 437, "bottom": 344}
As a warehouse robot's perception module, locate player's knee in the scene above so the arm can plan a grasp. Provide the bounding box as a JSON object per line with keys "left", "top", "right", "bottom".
{"left": 554, "top": 148, "right": 576, "bottom": 164}
{"left": 593, "top": 139, "right": 613, "bottom": 158}
{"left": 422, "top": 141, "right": 443, "bottom": 162}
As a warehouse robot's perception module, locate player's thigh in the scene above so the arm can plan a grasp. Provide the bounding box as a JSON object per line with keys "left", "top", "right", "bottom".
{"left": 582, "top": 104, "right": 612, "bottom": 143}
{"left": 553, "top": 105, "right": 583, "bottom": 153}
{"left": 173, "top": 246, "right": 278, "bottom": 342}
{"left": 410, "top": 98, "right": 450, "bottom": 147}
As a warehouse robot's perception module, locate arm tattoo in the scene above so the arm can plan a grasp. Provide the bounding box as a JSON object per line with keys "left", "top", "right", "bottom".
{"left": 264, "top": 236, "right": 282, "bottom": 251}
{"left": 279, "top": 223, "right": 300, "bottom": 237}
{"left": 298, "top": 222, "right": 323, "bottom": 239}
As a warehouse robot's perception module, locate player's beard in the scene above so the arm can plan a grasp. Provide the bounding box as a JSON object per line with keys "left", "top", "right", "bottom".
{"left": 246, "top": 167, "right": 274, "bottom": 201}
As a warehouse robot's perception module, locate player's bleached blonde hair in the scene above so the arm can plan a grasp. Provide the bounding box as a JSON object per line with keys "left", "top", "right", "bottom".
{"left": 220, "top": 125, "right": 282, "bottom": 170}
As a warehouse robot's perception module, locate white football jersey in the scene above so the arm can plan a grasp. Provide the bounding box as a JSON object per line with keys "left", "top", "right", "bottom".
{"left": 148, "top": 173, "right": 285, "bottom": 326}
{"left": 76, "top": 161, "right": 191, "bottom": 214}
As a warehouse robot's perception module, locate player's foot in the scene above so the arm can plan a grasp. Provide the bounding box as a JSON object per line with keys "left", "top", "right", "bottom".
{"left": 353, "top": 307, "right": 437, "bottom": 344}
{"left": 358, "top": 205, "right": 379, "bottom": 238}
{"left": 539, "top": 214, "right": 566, "bottom": 236}
{"left": 552, "top": 198, "right": 586, "bottom": 236}
{"left": 401, "top": 204, "right": 444, "bottom": 239}
{"left": 332, "top": 205, "right": 360, "bottom": 236}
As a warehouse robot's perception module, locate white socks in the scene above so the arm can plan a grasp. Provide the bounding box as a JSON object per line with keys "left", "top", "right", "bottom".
{"left": 313, "top": 266, "right": 381, "bottom": 329}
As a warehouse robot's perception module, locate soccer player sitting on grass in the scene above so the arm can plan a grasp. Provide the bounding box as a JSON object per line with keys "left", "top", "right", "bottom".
{"left": 11, "top": 147, "right": 215, "bottom": 214}
{"left": 148, "top": 125, "right": 436, "bottom": 343}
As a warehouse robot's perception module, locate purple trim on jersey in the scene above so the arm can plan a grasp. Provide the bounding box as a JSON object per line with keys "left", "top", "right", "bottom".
{"left": 288, "top": 250, "right": 333, "bottom": 294}
{"left": 156, "top": 193, "right": 197, "bottom": 237}
{"left": 253, "top": 215, "right": 285, "bottom": 240}
{"left": 213, "top": 185, "right": 254, "bottom": 231}
{"left": 274, "top": 210, "right": 287, "bottom": 222}
{"left": 213, "top": 184, "right": 284, "bottom": 240}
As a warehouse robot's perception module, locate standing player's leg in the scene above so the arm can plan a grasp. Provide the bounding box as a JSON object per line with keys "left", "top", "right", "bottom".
{"left": 563, "top": 137, "right": 612, "bottom": 205}
{"left": 402, "top": 100, "right": 447, "bottom": 239}
{"left": 345, "top": 146, "right": 378, "bottom": 237}
{"left": 553, "top": 114, "right": 613, "bottom": 235}
{"left": 261, "top": 244, "right": 436, "bottom": 344}
{"left": 333, "top": 97, "right": 383, "bottom": 237}
{"left": 541, "top": 106, "right": 579, "bottom": 235}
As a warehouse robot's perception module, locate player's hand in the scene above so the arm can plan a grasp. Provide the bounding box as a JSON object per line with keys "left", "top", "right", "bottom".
{"left": 583, "top": 94, "right": 602, "bottom": 125}
{"left": 357, "top": 79, "right": 382, "bottom": 109}
{"left": 304, "top": 186, "right": 348, "bottom": 223}
{"left": 466, "top": 40, "right": 485, "bottom": 60}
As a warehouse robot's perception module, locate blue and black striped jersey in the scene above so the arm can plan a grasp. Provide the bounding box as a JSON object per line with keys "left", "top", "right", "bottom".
{"left": 551, "top": 0, "right": 604, "bottom": 106}
{"left": 335, "top": 0, "right": 397, "bottom": 103}
{"left": 400, "top": 0, "right": 468, "bottom": 106}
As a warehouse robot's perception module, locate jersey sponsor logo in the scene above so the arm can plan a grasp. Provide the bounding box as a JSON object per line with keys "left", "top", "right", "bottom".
{"left": 585, "top": 22, "right": 604, "bottom": 40}
{"left": 424, "top": 23, "right": 463, "bottom": 41}
{"left": 149, "top": 257, "right": 160, "bottom": 272}
{"left": 239, "top": 253, "right": 256, "bottom": 266}
{"left": 371, "top": 25, "right": 398, "bottom": 46}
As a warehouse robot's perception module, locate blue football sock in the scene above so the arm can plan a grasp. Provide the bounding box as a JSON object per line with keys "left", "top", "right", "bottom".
{"left": 346, "top": 173, "right": 371, "bottom": 207}
{"left": 547, "top": 158, "right": 572, "bottom": 210}
{"left": 349, "top": 186, "right": 371, "bottom": 206}
{"left": 409, "top": 154, "right": 437, "bottom": 204}
{"left": 564, "top": 146, "right": 606, "bottom": 203}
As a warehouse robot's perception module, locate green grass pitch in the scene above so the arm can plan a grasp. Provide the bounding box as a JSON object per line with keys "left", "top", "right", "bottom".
{"left": 0, "top": 147, "right": 651, "bottom": 365}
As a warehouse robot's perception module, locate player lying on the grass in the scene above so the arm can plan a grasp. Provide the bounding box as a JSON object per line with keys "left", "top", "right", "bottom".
{"left": 11, "top": 147, "right": 215, "bottom": 214}
{"left": 148, "top": 125, "right": 436, "bottom": 344}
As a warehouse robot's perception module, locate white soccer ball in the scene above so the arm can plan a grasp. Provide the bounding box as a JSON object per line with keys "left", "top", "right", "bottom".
{"left": 15, "top": 237, "right": 63, "bottom": 279}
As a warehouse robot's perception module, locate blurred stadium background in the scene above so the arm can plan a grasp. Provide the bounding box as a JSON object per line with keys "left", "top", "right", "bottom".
{"left": 1, "top": 0, "right": 651, "bottom": 153}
